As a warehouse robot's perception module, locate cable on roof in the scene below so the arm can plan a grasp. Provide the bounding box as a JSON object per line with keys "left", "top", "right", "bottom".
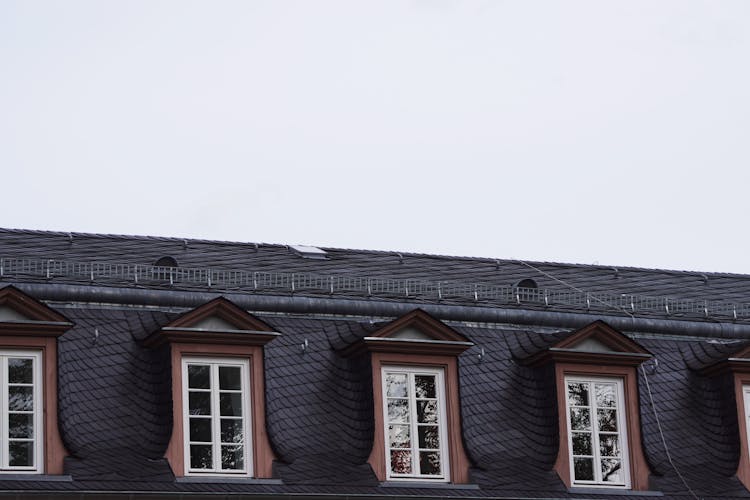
{"left": 640, "top": 363, "right": 701, "bottom": 500}
{"left": 515, "top": 259, "right": 635, "bottom": 319}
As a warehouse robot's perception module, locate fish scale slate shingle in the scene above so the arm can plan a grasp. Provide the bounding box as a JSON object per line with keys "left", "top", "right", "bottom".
{"left": 3, "top": 228, "right": 750, "bottom": 498}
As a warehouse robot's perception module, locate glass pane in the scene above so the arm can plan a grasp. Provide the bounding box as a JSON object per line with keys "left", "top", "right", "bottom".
{"left": 597, "top": 409, "right": 618, "bottom": 432}
{"left": 220, "top": 393, "right": 243, "bottom": 416}
{"left": 595, "top": 383, "right": 616, "bottom": 407}
{"left": 417, "top": 400, "right": 438, "bottom": 423}
{"left": 601, "top": 458, "right": 624, "bottom": 483}
{"left": 386, "top": 374, "right": 408, "bottom": 398}
{"left": 572, "top": 432, "right": 592, "bottom": 456}
{"left": 190, "top": 444, "right": 213, "bottom": 469}
{"left": 414, "top": 375, "right": 436, "bottom": 398}
{"left": 599, "top": 434, "right": 621, "bottom": 457}
{"left": 219, "top": 366, "right": 241, "bottom": 391}
{"left": 8, "top": 387, "right": 33, "bottom": 411}
{"left": 9, "top": 413, "right": 34, "bottom": 439}
{"left": 573, "top": 457, "right": 594, "bottom": 481}
{"left": 418, "top": 425, "right": 440, "bottom": 449}
{"left": 9, "top": 441, "right": 33, "bottom": 467}
{"left": 570, "top": 408, "right": 590, "bottom": 431}
{"left": 221, "top": 419, "right": 244, "bottom": 443}
{"left": 390, "top": 450, "right": 412, "bottom": 474}
{"left": 567, "top": 382, "right": 589, "bottom": 406}
{"left": 187, "top": 365, "right": 210, "bottom": 389}
{"left": 189, "top": 418, "right": 212, "bottom": 442}
{"left": 8, "top": 358, "right": 33, "bottom": 384}
{"left": 387, "top": 399, "right": 409, "bottom": 423}
{"left": 221, "top": 445, "right": 244, "bottom": 470}
{"left": 419, "top": 451, "right": 441, "bottom": 475}
{"left": 188, "top": 392, "right": 211, "bottom": 415}
{"left": 388, "top": 424, "right": 411, "bottom": 448}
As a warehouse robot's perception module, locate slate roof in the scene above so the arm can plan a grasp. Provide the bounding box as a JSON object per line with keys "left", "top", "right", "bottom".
{"left": 2, "top": 228, "right": 750, "bottom": 498}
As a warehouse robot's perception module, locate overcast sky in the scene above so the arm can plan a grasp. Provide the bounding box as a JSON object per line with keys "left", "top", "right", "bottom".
{"left": 2, "top": 1, "right": 749, "bottom": 274}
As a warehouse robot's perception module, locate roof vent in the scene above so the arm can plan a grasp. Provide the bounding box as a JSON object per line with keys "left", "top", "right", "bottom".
{"left": 290, "top": 245, "right": 328, "bottom": 260}
{"left": 154, "top": 256, "right": 178, "bottom": 267}
{"left": 514, "top": 278, "right": 538, "bottom": 289}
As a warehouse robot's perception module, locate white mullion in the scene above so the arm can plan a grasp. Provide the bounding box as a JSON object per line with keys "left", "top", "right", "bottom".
{"left": 408, "top": 372, "right": 418, "bottom": 476}
{"left": 211, "top": 364, "right": 221, "bottom": 472}
{"left": 590, "top": 381, "right": 603, "bottom": 483}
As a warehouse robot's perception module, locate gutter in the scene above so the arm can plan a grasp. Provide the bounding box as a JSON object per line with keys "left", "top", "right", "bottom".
{"left": 12, "top": 282, "right": 750, "bottom": 340}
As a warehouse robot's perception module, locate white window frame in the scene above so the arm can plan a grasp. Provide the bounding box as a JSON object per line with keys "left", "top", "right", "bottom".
{"left": 181, "top": 357, "right": 252, "bottom": 477}
{"left": 381, "top": 365, "right": 450, "bottom": 482}
{"left": 564, "top": 375, "right": 630, "bottom": 488}
{"left": 0, "top": 350, "right": 43, "bottom": 473}
{"left": 743, "top": 386, "right": 750, "bottom": 458}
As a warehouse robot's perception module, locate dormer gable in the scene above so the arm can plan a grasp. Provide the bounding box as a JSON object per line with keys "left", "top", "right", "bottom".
{"left": 143, "top": 297, "right": 280, "bottom": 347}
{"left": 341, "top": 309, "right": 473, "bottom": 356}
{"left": 0, "top": 285, "right": 73, "bottom": 337}
{"left": 521, "top": 320, "right": 652, "bottom": 367}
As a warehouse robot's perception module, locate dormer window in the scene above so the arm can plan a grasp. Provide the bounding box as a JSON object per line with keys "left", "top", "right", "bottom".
{"left": 144, "top": 297, "right": 279, "bottom": 478}
{"left": 342, "top": 309, "right": 473, "bottom": 484}
{"left": 0, "top": 286, "right": 72, "bottom": 475}
{"left": 520, "top": 320, "right": 652, "bottom": 491}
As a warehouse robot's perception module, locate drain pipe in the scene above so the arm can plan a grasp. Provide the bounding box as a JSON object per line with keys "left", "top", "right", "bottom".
{"left": 13, "top": 282, "right": 750, "bottom": 340}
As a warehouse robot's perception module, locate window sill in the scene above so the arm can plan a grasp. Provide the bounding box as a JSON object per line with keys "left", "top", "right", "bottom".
{"left": 380, "top": 481, "right": 479, "bottom": 490}
{"left": 568, "top": 487, "right": 663, "bottom": 496}
{"left": 176, "top": 476, "right": 282, "bottom": 485}
{"left": 0, "top": 474, "right": 73, "bottom": 482}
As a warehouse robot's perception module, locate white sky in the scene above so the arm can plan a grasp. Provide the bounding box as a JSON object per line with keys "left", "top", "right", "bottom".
{"left": 2, "top": 1, "right": 749, "bottom": 273}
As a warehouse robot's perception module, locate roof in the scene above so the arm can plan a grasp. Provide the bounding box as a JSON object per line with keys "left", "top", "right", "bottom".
{"left": 2, "top": 228, "right": 750, "bottom": 498}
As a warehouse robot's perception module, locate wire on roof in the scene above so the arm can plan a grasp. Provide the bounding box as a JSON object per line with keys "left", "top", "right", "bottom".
{"left": 515, "top": 259, "right": 635, "bottom": 319}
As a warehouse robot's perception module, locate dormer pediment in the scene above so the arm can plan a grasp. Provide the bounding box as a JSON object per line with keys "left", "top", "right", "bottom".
{"left": 342, "top": 309, "right": 473, "bottom": 356}
{"left": 522, "top": 320, "right": 652, "bottom": 367}
{"left": 0, "top": 286, "right": 73, "bottom": 337}
{"left": 143, "top": 297, "right": 280, "bottom": 347}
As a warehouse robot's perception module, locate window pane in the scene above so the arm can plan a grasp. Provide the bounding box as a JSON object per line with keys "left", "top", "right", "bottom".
{"left": 572, "top": 432, "right": 592, "bottom": 456}
{"left": 573, "top": 457, "right": 594, "bottom": 481}
{"left": 567, "top": 383, "right": 589, "bottom": 406}
{"left": 219, "top": 366, "right": 241, "bottom": 391}
{"left": 389, "top": 424, "right": 411, "bottom": 448}
{"left": 9, "top": 441, "right": 33, "bottom": 467}
{"left": 390, "top": 450, "right": 412, "bottom": 474}
{"left": 220, "top": 393, "right": 243, "bottom": 416}
{"left": 221, "top": 419, "right": 244, "bottom": 444}
{"left": 188, "top": 392, "right": 211, "bottom": 415}
{"left": 418, "top": 426, "right": 440, "bottom": 449}
{"left": 9, "top": 413, "right": 34, "bottom": 439}
{"left": 189, "top": 418, "right": 212, "bottom": 442}
{"left": 8, "top": 386, "right": 33, "bottom": 411}
{"left": 221, "top": 445, "right": 244, "bottom": 470}
{"left": 190, "top": 444, "right": 213, "bottom": 469}
{"left": 8, "top": 358, "right": 33, "bottom": 384}
{"left": 597, "top": 409, "right": 618, "bottom": 432}
{"left": 419, "top": 451, "right": 441, "bottom": 475}
{"left": 570, "top": 408, "right": 590, "bottom": 431}
{"left": 595, "top": 383, "right": 616, "bottom": 408}
{"left": 187, "top": 365, "right": 210, "bottom": 389}
{"left": 601, "top": 458, "right": 624, "bottom": 483}
{"left": 599, "top": 434, "right": 621, "bottom": 457}
{"left": 387, "top": 399, "right": 409, "bottom": 423}
{"left": 386, "top": 374, "right": 408, "bottom": 398}
{"left": 417, "top": 400, "right": 438, "bottom": 423}
{"left": 414, "top": 375, "right": 436, "bottom": 398}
